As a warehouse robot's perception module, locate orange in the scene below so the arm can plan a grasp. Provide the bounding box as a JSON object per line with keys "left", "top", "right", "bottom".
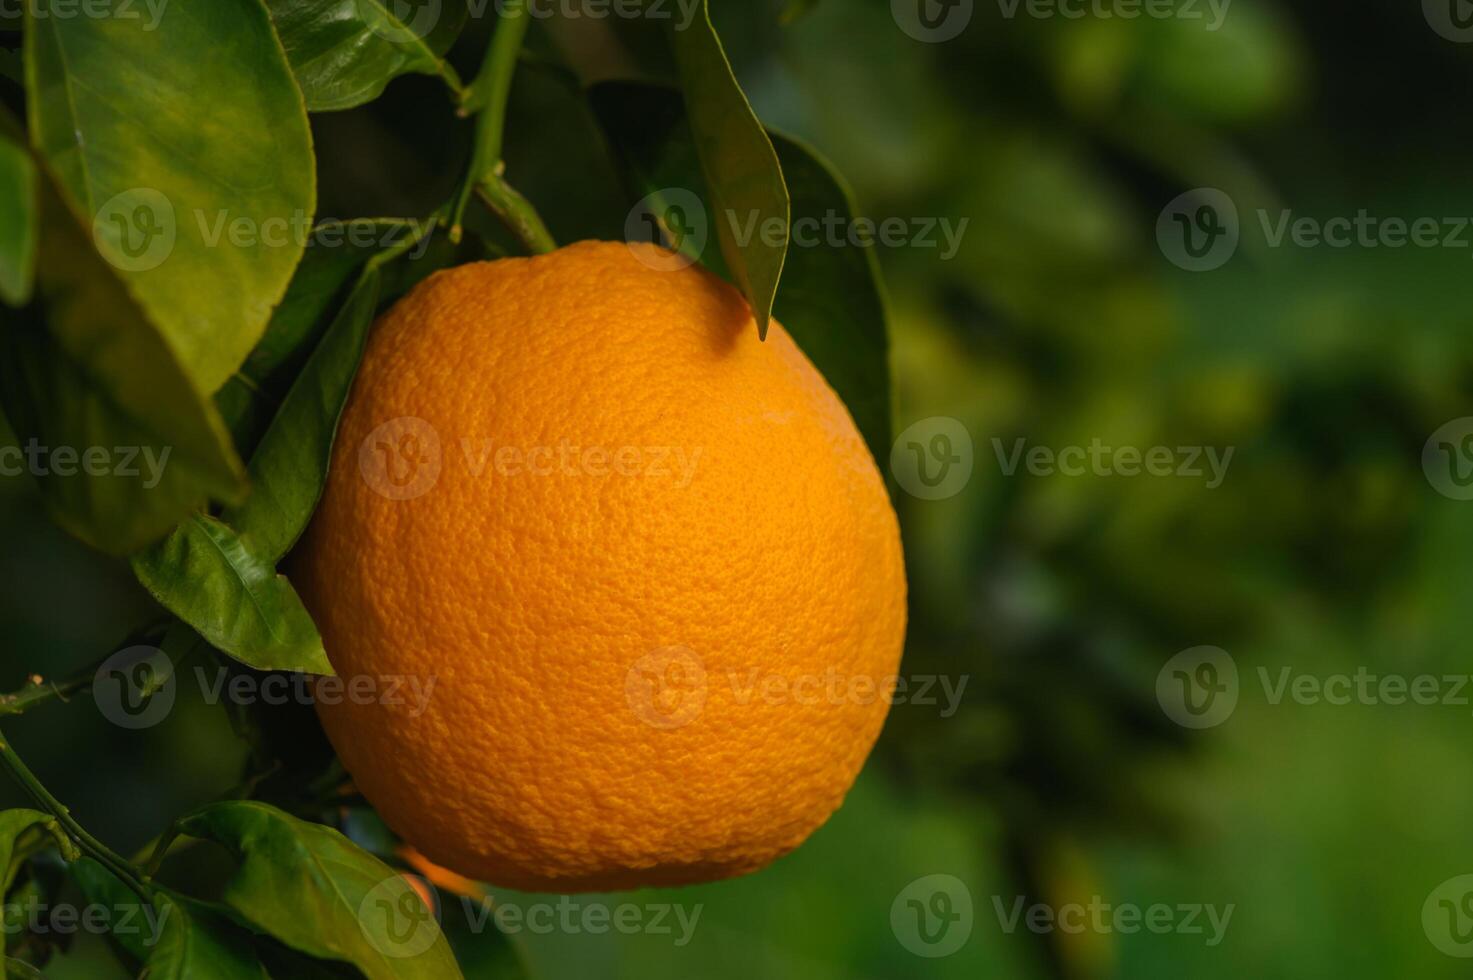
{"left": 294, "top": 241, "right": 907, "bottom": 892}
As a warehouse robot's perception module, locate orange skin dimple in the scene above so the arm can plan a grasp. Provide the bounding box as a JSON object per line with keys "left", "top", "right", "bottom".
{"left": 294, "top": 241, "right": 907, "bottom": 892}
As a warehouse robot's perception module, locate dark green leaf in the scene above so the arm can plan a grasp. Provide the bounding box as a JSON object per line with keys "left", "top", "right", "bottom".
{"left": 131, "top": 514, "right": 331, "bottom": 675}
{"left": 0, "top": 131, "right": 37, "bottom": 306}
{"left": 0, "top": 166, "right": 247, "bottom": 555}
{"left": 591, "top": 82, "right": 892, "bottom": 462}
{"left": 665, "top": 0, "right": 789, "bottom": 337}
{"left": 266, "top": 0, "right": 468, "bottom": 111}
{"left": 171, "top": 801, "right": 463, "bottom": 980}
{"left": 768, "top": 132, "right": 892, "bottom": 462}
{"left": 224, "top": 271, "right": 382, "bottom": 564}
{"left": 71, "top": 858, "right": 267, "bottom": 980}
{"left": 25, "top": 0, "right": 317, "bottom": 393}
{"left": 216, "top": 233, "right": 385, "bottom": 455}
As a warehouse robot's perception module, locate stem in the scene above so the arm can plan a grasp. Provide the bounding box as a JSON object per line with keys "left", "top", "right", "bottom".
{"left": 447, "top": 1, "right": 555, "bottom": 253}
{"left": 0, "top": 618, "right": 169, "bottom": 717}
{"left": 0, "top": 671, "right": 91, "bottom": 718}
{"left": 366, "top": 208, "right": 447, "bottom": 274}
{"left": 476, "top": 172, "right": 557, "bottom": 255}
{"left": 0, "top": 726, "right": 152, "bottom": 900}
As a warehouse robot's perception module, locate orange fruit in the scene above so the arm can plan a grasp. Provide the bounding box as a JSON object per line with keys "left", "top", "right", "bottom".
{"left": 294, "top": 241, "right": 906, "bottom": 892}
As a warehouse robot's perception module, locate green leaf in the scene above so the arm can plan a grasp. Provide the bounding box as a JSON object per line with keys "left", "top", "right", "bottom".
{"left": 170, "top": 801, "right": 463, "bottom": 980}
{"left": 71, "top": 858, "right": 267, "bottom": 980}
{"left": 216, "top": 232, "right": 385, "bottom": 454}
{"left": 0, "top": 131, "right": 37, "bottom": 307}
{"left": 767, "top": 132, "right": 892, "bottom": 462}
{"left": 590, "top": 82, "right": 892, "bottom": 462}
{"left": 665, "top": 0, "right": 789, "bottom": 337}
{"left": 224, "top": 271, "right": 382, "bottom": 564}
{"left": 0, "top": 164, "right": 247, "bottom": 556}
{"left": 3, "top": 958, "right": 44, "bottom": 979}
{"left": 131, "top": 514, "right": 332, "bottom": 675}
{"left": 0, "top": 810, "right": 73, "bottom": 960}
{"left": 266, "top": 0, "right": 468, "bottom": 111}
{"left": 25, "top": 0, "right": 317, "bottom": 393}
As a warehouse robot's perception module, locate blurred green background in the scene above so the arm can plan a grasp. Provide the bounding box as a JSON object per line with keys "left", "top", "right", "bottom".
{"left": 5, "top": 0, "right": 1473, "bottom": 976}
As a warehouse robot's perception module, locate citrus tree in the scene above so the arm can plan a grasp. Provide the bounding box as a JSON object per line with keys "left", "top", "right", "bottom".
{"left": 0, "top": 1, "right": 895, "bottom": 976}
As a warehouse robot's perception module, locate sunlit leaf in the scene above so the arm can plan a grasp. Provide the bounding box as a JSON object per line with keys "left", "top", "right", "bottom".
{"left": 25, "top": 0, "right": 317, "bottom": 392}
{"left": 168, "top": 802, "right": 463, "bottom": 980}
{"left": 131, "top": 514, "right": 332, "bottom": 675}
{"left": 267, "top": 0, "right": 468, "bottom": 110}
{"left": 665, "top": 0, "right": 788, "bottom": 336}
